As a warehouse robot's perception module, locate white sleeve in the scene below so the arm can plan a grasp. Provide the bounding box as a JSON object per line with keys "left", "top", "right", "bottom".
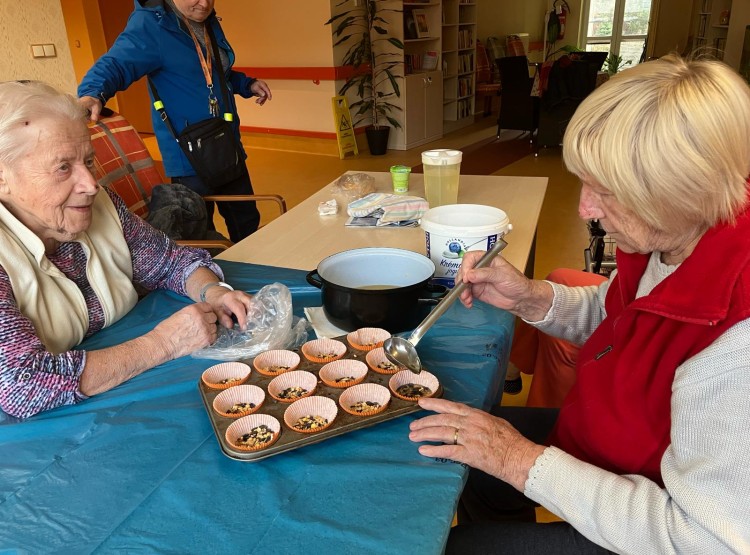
{"left": 523, "top": 319, "right": 750, "bottom": 554}
{"left": 525, "top": 277, "right": 611, "bottom": 346}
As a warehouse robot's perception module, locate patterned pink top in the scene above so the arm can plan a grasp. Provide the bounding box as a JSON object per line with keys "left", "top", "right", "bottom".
{"left": 0, "top": 188, "right": 222, "bottom": 419}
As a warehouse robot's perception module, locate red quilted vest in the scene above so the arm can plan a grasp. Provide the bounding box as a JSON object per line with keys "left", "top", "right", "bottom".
{"left": 549, "top": 204, "right": 750, "bottom": 485}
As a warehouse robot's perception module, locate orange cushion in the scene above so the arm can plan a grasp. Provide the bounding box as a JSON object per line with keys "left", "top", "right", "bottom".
{"left": 89, "top": 114, "right": 164, "bottom": 218}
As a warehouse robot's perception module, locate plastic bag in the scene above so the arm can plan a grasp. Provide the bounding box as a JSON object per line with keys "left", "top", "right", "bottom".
{"left": 191, "top": 282, "right": 310, "bottom": 361}
{"left": 330, "top": 172, "right": 376, "bottom": 208}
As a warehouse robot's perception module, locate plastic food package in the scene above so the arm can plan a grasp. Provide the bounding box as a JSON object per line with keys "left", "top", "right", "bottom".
{"left": 330, "top": 173, "right": 376, "bottom": 207}
{"left": 191, "top": 282, "right": 310, "bottom": 361}
{"left": 318, "top": 199, "right": 338, "bottom": 216}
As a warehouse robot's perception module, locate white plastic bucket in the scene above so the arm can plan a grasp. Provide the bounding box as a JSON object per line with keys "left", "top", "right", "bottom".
{"left": 421, "top": 204, "right": 512, "bottom": 287}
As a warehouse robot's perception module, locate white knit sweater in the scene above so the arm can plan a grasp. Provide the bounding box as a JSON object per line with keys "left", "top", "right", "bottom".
{"left": 524, "top": 253, "right": 750, "bottom": 554}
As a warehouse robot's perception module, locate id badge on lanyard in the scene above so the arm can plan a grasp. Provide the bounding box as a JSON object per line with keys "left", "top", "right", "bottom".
{"left": 184, "top": 15, "right": 220, "bottom": 117}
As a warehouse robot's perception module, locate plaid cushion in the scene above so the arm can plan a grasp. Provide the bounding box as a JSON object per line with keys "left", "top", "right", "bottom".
{"left": 89, "top": 114, "right": 164, "bottom": 218}
{"left": 476, "top": 42, "right": 493, "bottom": 84}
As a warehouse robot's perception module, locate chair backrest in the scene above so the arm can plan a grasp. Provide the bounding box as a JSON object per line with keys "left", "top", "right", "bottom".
{"left": 486, "top": 36, "right": 506, "bottom": 60}
{"left": 573, "top": 51, "right": 608, "bottom": 73}
{"left": 476, "top": 42, "right": 493, "bottom": 84}
{"left": 543, "top": 57, "right": 599, "bottom": 107}
{"left": 497, "top": 56, "right": 532, "bottom": 96}
{"left": 89, "top": 113, "right": 165, "bottom": 218}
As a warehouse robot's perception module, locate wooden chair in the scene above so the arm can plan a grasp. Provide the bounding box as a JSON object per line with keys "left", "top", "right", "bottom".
{"left": 88, "top": 112, "right": 286, "bottom": 251}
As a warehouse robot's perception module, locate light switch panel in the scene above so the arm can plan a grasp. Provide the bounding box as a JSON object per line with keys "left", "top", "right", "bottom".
{"left": 42, "top": 44, "right": 56, "bottom": 57}
{"left": 31, "top": 45, "right": 45, "bottom": 58}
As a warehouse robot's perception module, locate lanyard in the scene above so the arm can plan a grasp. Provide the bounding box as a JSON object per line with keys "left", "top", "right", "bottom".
{"left": 182, "top": 15, "right": 219, "bottom": 116}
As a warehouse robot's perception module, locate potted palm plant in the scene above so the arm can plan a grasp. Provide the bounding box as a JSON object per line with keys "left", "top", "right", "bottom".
{"left": 326, "top": 0, "right": 404, "bottom": 155}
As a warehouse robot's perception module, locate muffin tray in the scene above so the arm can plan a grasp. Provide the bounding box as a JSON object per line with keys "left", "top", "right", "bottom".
{"left": 198, "top": 334, "right": 442, "bottom": 462}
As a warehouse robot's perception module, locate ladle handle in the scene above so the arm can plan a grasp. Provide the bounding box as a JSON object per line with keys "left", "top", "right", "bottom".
{"left": 408, "top": 238, "right": 508, "bottom": 346}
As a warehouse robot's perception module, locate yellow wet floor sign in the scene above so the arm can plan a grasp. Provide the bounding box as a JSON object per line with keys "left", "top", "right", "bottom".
{"left": 332, "top": 96, "right": 358, "bottom": 159}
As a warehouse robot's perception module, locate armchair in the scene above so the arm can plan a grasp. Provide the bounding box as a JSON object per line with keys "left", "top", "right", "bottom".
{"left": 89, "top": 113, "right": 286, "bottom": 250}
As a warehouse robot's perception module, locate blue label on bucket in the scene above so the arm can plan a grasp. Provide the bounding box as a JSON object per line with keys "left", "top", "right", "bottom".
{"left": 430, "top": 276, "right": 457, "bottom": 288}
{"left": 425, "top": 232, "right": 499, "bottom": 288}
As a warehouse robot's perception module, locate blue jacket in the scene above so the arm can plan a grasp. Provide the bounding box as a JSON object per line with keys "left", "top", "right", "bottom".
{"left": 78, "top": 0, "right": 257, "bottom": 177}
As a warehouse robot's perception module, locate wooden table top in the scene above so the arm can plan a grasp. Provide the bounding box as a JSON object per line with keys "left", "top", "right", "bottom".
{"left": 217, "top": 171, "right": 548, "bottom": 273}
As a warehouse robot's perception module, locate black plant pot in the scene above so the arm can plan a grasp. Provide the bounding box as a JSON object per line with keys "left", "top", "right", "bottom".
{"left": 365, "top": 125, "right": 390, "bottom": 155}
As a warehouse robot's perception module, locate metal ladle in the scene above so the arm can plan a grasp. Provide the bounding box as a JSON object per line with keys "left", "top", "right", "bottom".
{"left": 383, "top": 238, "right": 509, "bottom": 374}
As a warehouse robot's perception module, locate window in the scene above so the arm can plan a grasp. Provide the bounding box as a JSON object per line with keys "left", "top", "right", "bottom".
{"left": 580, "top": 0, "right": 655, "bottom": 67}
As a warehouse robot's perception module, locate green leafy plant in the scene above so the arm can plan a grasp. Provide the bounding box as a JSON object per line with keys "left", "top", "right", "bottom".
{"left": 603, "top": 52, "right": 632, "bottom": 75}
{"left": 546, "top": 43, "right": 583, "bottom": 61}
{"left": 326, "top": 0, "right": 404, "bottom": 129}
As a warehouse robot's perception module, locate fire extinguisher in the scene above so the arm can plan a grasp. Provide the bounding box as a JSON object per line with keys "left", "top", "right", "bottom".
{"left": 554, "top": 0, "right": 570, "bottom": 40}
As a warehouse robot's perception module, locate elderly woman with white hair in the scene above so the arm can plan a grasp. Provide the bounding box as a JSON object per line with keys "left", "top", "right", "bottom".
{"left": 409, "top": 54, "right": 750, "bottom": 554}
{"left": 0, "top": 81, "right": 255, "bottom": 419}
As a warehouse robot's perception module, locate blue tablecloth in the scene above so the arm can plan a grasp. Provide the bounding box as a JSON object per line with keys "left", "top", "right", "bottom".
{"left": 0, "top": 261, "right": 514, "bottom": 554}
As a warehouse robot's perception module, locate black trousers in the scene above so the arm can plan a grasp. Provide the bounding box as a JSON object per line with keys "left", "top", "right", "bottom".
{"left": 447, "top": 406, "right": 613, "bottom": 555}
{"left": 171, "top": 163, "right": 260, "bottom": 243}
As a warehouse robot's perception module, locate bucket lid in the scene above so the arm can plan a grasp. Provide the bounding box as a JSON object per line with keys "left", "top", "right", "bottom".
{"left": 421, "top": 149, "right": 462, "bottom": 165}
{"left": 421, "top": 204, "right": 511, "bottom": 237}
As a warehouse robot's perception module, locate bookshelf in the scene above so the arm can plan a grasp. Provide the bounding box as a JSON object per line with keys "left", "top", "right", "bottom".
{"left": 389, "top": 1, "right": 444, "bottom": 150}
{"left": 692, "top": 0, "right": 732, "bottom": 59}
{"left": 404, "top": 2, "right": 442, "bottom": 75}
{"left": 442, "top": 0, "right": 476, "bottom": 133}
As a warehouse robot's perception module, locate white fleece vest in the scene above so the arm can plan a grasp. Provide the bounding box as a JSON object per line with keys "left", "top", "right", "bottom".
{"left": 0, "top": 191, "right": 137, "bottom": 354}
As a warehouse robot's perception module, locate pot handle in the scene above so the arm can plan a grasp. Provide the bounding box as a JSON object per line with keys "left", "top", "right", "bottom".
{"left": 306, "top": 270, "right": 323, "bottom": 289}
{"left": 418, "top": 282, "right": 448, "bottom": 305}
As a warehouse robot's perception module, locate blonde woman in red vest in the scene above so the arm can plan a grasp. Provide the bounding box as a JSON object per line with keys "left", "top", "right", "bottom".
{"left": 410, "top": 53, "right": 750, "bottom": 554}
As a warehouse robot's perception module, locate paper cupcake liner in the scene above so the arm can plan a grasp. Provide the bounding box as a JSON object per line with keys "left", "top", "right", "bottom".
{"left": 201, "top": 362, "right": 252, "bottom": 390}
{"left": 212, "top": 385, "right": 266, "bottom": 418}
{"left": 389, "top": 370, "right": 440, "bottom": 402}
{"left": 339, "top": 383, "right": 391, "bottom": 417}
{"left": 346, "top": 327, "right": 391, "bottom": 351}
{"left": 283, "top": 396, "right": 338, "bottom": 434}
{"left": 225, "top": 413, "right": 281, "bottom": 452}
{"left": 267, "top": 370, "right": 318, "bottom": 403}
{"left": 253, "top": 349, "right": 301, "bottom": 376}
{"left": 366, "top": 347, "right": 402, "bottom": 375}
{"left": 319, "top": 359, "right": 368, "bottom": 388}
{"left": 301, "top": 338, "right": 347, "bottom": 363}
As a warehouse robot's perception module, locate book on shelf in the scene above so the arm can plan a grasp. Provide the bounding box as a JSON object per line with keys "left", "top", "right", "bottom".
{"left": 458, "top": 29, "right": 474, "bottom": 50}
{"left": 422, "top": 51, "right": 439, "bottom": 71}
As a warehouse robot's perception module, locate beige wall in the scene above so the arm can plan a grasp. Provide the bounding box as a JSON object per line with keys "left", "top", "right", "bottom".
{"left": 650, "top": 0, "right": 692, "bottom": 57}
{"left": 0, "top": 0, "right": 77, "bottom": 93}
{"left": 475, "top": 0, "right": 583, "bottom": 57}
{"left": 219, "top": 0, "right": 337, "bottom": 133}
{"left": 724, "top": 1, "right": 750, "bottom": 70}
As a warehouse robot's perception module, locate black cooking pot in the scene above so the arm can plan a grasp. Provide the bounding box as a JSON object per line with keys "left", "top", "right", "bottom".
{"left": 306, "top": 248, "right": 446, "bottom": 333}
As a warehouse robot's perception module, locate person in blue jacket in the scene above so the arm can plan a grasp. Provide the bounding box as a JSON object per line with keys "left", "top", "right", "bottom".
{"left": 78, "top": 0, "right": 272, "bottom": 242}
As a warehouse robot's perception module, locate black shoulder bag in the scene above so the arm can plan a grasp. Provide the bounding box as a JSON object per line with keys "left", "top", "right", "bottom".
{"left": 149, "top": 20, "right": 245, "bottom": 191}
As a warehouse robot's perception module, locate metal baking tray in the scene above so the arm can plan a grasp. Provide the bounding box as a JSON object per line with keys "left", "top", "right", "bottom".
{"left": 198, "top": 336, "right": 442, "bottom": 462}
